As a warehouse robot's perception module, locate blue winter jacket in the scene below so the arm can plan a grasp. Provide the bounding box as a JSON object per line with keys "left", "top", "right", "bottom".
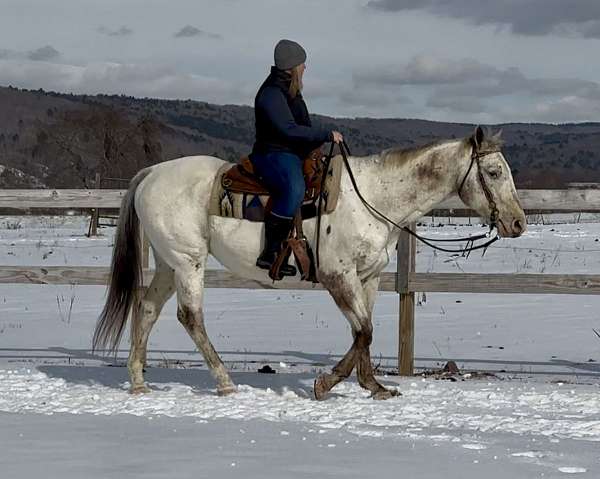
{"left": 252, "top": 66, "right": 332, "bottom": 159}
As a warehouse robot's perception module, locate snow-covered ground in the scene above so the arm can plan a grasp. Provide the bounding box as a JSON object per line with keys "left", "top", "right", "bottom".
{"left": 1, "top": 215, "right": 599, "bottom": 478}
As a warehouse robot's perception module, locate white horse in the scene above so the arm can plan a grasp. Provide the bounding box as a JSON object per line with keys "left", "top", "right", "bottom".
{"left": 93, "top": 126, "right": 526, "bottom": 400}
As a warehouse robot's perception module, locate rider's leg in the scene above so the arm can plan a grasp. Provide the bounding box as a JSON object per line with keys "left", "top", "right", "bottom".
{"left": 252, "top": 152, "right": 305, "bottom": 274}
{"left": 256, "top": 211, "right": 297, "bottom": 275}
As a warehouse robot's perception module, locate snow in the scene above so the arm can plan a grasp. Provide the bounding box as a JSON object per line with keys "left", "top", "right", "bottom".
{"left": 1, "top": 215, "right": 600, "bottom": 477}
{"left": 8, "top": 412, "right": 595, "bottom": 479}
{"left": 558, "top": 467, "right": 588, "bottom": 474}
{"left": 2, "top": 367, "right": 598, "bottom": 442}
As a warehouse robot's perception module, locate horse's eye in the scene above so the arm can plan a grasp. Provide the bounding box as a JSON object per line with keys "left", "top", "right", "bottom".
{"left": 488, "top": 170, "right": 501, "bottom": 179}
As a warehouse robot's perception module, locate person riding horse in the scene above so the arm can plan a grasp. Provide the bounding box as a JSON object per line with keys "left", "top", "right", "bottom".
{"left": 250, "top": 39, "right": 344, "bottom": 276}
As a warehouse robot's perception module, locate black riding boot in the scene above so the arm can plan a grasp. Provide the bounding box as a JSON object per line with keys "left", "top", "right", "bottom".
{"left": 256, "top": 213, "right": 297, "bottom": 276}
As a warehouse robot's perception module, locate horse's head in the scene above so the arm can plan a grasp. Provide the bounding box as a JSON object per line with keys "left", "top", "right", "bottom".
{"left": 457, "top": 126, "right": 526, "bottom": 238}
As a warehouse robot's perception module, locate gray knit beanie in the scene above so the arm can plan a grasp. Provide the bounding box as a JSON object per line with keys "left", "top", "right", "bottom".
{"left": 274, "top": 39, "right": 306, "bottom": 70}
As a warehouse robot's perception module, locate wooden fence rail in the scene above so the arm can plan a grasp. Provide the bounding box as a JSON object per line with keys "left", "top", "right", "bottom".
{"left": 1, "top": 188, "right": 600, "bottom": 375}
{"left": 2, "top": 188, "right": 600, "bottom": 210}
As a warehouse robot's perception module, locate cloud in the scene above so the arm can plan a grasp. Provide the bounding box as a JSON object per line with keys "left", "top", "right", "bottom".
{"left": 97, "top": 26, "right": 134, "bottom": 37}
{"left": 354, "top": 56, "right": 497, "bottom": 86}
{"left": 0, "top": 59, "right": 252, "bottom": 105}
{"left": 529, "top": 96, "right": 600, "bottom": 122}
{"left": 366, "top": 0, "right": 600, "bottom": 39}
{"left": 426, "top": 96, "right": 487, "bottom": 114}
{"left": 0, "top": 49, "right": 19, "bottom": 60}
{"left": 0, "top": 46, "right": 61, "bottom": 62}
{"left": 356, "top": 55, "right": 600, "bottom": 99}
{"left": 27, "top": 45, "right": 60, "bottom": 61}
{"left": 353, "top": 54, "right": 600, "bottom": 122}
{"left": 337, "top": 88, "right": 412, "bottom": 111}
{"left": 430, "top": 68, "right": 600, "bottom": 104}
{"left": 173, "top": 25, "right": 222, "bottom": 39}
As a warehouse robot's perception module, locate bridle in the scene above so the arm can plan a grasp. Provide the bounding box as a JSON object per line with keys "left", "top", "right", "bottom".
{"left": 315, "top": 141, "right": 502, "bottom": 268}
{"left": 457, "top": 144, "right": 501, "bottom": 229}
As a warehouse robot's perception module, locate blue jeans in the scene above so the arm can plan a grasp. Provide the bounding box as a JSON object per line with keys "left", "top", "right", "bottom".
{"left": 250, "top": 151, "right": 305, "bottom": 219}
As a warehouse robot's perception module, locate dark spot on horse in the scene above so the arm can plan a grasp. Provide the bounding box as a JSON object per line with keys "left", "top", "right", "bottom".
{"left": 459, "top": 182, "right": 474, "bottom": 205}
{"left": 176, "top": 305, "right": 194, "bottom": 328}
{"left": 326, "top": 225, "right": 331, "bottom": 235}
{"left": 355, "top": 328, "right": 373, "bottom": 348}
{"left": 194, "top": 263, "right": 201, "bottom": 270}
{"left": 357, "top": 252, "right": 370, "bottom": 265}
{"left": 416, "top": 155, "right": 443, "bottom": 184}
{"left": 318, "top": 271, "right": 355, "bottom": 315}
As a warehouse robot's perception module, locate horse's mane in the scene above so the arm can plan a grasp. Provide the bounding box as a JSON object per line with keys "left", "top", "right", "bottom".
{"left": 381, "top": 139, "right": 454, "bottom": 161}
{"left": 376, "top": 129, "right": 504, "bottom": 167}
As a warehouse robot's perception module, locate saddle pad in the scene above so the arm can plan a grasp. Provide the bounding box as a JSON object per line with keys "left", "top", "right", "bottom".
{"left": 208, "top": 155, "right": 343, "bottom": 222}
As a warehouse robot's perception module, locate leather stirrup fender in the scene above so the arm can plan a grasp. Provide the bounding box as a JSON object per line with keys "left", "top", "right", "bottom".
{"left": 268, "top": 242, "right": 293, "bottom": 281}
{"left": 288, "top": 238, "right": 311, "bottom": 281}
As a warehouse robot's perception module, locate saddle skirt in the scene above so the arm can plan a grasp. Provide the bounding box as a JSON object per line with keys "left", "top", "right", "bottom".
{"left": 209, "top": 150, "right": 343, "bottom": 222}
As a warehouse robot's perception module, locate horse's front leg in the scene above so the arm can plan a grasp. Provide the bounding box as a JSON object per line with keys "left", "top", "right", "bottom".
{"left": 313, "top": 333, "right": 360, "bottom": 400}
{"left": 314, "top": 269, "right": 367, "bottom": 399}
{"left": 315, "top": 270, "right": 398, "bottom": 400}
{"left": 355, "top": 275, "right": 400, "bottom": 400}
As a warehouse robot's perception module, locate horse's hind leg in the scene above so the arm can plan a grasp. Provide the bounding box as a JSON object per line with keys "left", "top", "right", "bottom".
{"left": 174, "top": 258, "right": 236, "bottom": 396}
{"left": 128, "top": 251, "right": 175, "bottom": 393}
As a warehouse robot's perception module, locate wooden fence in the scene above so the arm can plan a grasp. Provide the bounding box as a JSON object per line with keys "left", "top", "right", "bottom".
{"left": 1, "top": 188, "right": 600, "bottom": 375}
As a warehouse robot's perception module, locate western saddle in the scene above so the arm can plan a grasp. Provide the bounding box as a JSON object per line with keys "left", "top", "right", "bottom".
{"left": 221, "top": 148, "right": 326, "bottom": 203}
{"left": 219, "top": 148, "right": 329, "bottom": 282}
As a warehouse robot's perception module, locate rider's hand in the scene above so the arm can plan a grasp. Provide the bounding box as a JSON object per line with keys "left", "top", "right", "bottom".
{"left": 331, "top": 131, "right": 344, "bottom": 144}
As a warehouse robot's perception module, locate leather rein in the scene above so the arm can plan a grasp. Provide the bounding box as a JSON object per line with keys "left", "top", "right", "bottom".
{"left": 315, "top": 141, "right": 501, "bottom": 268}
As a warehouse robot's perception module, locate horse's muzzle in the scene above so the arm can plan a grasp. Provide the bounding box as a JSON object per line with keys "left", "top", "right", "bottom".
{"left": 497, "top": 216, "right": 526, "bottom": 238}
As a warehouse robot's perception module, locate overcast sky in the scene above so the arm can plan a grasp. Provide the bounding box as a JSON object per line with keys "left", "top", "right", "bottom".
{"left": 1, "top": 0, "right": 600, "bottom": 124}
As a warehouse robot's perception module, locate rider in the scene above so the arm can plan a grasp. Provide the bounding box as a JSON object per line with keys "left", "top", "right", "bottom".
{"left": 251, "top": 39, "right": 344, "bottom": 275}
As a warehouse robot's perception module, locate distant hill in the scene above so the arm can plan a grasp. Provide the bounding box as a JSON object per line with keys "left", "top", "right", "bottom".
{"left": 0, "top": 85, "right": 599, "bottom": 189}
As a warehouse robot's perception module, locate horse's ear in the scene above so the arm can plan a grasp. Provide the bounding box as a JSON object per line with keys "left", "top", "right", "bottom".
{"left": 471, "top": 125, "right": 484, "bottom": 150}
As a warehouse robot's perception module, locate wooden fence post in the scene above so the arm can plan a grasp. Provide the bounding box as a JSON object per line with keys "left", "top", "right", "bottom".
{"left": 397, "top": 222, "right": 416, "bottom": 376}
{"left": 88, "top": 173, "right": 101, "bottom": 237}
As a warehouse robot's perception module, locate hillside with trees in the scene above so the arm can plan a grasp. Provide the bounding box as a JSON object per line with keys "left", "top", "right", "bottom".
{"left": 0, "top": 85, "right": 599, "bottom": 189}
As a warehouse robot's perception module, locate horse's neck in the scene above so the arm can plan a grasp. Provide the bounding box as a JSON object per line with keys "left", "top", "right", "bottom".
{"left": 348, "top": 141, "right": 467, "bottom": 229}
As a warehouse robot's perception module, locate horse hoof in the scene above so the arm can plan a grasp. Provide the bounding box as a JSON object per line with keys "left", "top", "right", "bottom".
{"left": 372, "top": 388, "right": 401, "bottom": 400}
{"left": 130, "top": 385, "right": 151, "bottom": 395}
{"left": 313, "top": 375, "right": 330, "bottom": 401}
{"left": 217, "top": 385, "right": 237, "bottom": 396}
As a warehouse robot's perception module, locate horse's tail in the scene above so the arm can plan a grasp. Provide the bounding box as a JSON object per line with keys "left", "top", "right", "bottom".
{"left": 92, "top": 168, "right": 152, "bottom": 354}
